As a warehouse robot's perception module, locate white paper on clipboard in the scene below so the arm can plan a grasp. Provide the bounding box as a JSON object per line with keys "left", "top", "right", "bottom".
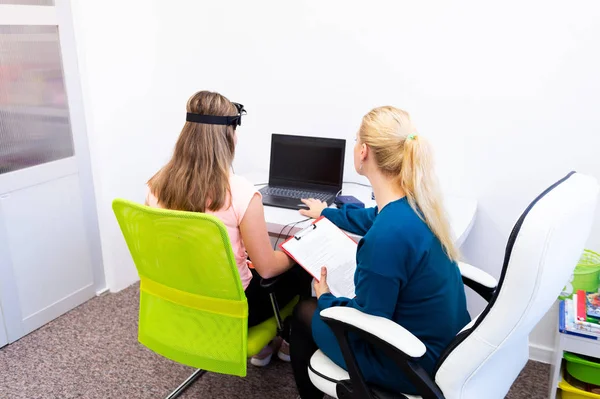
{"left": 280, "top": 216, "right": 357, "bottom": 298}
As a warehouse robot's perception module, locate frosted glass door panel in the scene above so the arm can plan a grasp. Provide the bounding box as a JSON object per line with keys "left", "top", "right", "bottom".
{"left": 0, "top": 25, "right": 74, "bottom": 175}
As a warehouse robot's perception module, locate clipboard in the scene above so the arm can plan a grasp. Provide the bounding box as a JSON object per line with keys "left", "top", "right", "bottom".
{"left": 280, "top": 216, "right": 358, "bottom": 298}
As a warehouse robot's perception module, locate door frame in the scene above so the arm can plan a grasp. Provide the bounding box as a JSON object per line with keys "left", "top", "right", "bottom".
{"left": 55, "top": 0, "right": 106, "bottom": 294}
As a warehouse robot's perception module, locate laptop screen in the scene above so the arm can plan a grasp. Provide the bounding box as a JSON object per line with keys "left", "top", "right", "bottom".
{"left": 268, "top": 134, "right": 345, "bottom": 191}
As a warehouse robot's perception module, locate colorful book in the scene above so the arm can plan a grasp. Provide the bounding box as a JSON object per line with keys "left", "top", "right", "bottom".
{"left": 577, "top": 290, "right": 587, "bottom": 322}
{"left": 573, "top": 295, "right": 600, "bottom": 332}
{"left": 585, "top": 315, "right": 600, "bottom": 325}
{"left": 560, "top": 300, "right": 599, "bottom": 340}
{"left": 575, "top": 290, "right": 600, "bottom": 324}
{"left": 566, "top": 297, "right": 600, "bottom": 337}
{"left": 587, "top": 292, "right": 600, "bottom": 318}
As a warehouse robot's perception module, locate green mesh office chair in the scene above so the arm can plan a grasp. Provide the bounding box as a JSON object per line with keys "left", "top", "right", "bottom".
{"left": 112, "top": 199, "right": 297, "bottom": 399}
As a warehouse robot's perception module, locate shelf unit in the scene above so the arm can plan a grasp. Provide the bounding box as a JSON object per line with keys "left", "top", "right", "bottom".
{"left": 549, "top": 331, "right": 600, "bottom": 399}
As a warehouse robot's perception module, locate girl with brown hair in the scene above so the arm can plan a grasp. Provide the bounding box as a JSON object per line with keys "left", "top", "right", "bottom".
{"left": 146, "top": 90, "right": 310, "bottom": 366}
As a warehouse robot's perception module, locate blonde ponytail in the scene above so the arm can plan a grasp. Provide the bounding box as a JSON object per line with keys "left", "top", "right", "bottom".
{"left": 359, "top": 106, "right": 460, "bottom": 262}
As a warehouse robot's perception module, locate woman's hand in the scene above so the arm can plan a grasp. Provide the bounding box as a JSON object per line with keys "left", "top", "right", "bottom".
{"left": 299, "top": 198, "right": 328, "bottom": 219}
{"left": 314, "top": 266, "right": 331, "bottom": 299}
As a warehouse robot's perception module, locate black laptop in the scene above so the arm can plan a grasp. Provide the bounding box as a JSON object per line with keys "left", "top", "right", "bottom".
{"left": 259, "top": 134, "right": 345, "bottom": 210}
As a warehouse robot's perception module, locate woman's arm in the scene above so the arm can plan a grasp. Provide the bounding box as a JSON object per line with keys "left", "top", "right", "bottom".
{"left": 240, "top": 193, "right": 295, "bottom": 279}
{"left": 300, "top": 198, "right": 377, "bottom": 236}
{"left": 322, "top": 206, "right": 377, "bottom": 236}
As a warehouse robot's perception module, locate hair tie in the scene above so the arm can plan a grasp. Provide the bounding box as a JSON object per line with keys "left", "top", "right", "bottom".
{"left": 407, "top": 134, "right": 417, "bottom": 141}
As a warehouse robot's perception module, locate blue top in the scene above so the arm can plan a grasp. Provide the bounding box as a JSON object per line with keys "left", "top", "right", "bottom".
{"left": 313, "top": 198, "right": 470, "bottom": 394}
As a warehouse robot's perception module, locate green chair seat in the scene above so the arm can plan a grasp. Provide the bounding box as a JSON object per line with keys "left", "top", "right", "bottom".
{"left": 248, "top": 297, "right": 297, "bottom": 357}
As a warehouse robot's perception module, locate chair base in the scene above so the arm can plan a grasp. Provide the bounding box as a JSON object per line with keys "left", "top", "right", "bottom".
{"left": 165, "top": 369, "right": 206, "bottom": 399}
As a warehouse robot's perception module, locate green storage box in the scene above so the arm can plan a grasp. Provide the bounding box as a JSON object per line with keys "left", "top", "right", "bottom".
{"left": 565, "top": 352, "right": 600, "bottom": 386}
{"left": 560, "top": 250, "right": 600, "bottom": 300}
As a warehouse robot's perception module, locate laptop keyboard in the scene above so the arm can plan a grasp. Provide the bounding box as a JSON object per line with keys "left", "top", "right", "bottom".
{"left": 261, "top": 187, "right": 331, "bottom": 201}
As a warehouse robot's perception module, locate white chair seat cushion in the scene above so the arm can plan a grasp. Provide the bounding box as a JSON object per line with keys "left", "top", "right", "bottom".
{"left": 308, "top": 350, "right": 422, "bottom": 399}
{"left": 308, "top": 350, "right": 349, "bottom": 398}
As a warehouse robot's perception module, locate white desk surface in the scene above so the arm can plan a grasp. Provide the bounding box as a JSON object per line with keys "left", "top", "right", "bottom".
{"left": 260, "top": 182, "right": 477, "bottom": 247}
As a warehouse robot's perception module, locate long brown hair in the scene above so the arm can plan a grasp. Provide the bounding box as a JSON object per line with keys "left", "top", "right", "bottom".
{"left": 359, "top": 106, "right": 459, "bottom": 262}
{"left": 148, "top": 91, "right": 238, "bottom": 212}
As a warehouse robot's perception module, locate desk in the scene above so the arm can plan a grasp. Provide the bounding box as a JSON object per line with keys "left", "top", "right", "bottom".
{"left": 261, "top": 182, "right": 477, "bottom": 246}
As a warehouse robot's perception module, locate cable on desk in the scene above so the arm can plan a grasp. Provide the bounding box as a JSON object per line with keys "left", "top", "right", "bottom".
{"left": 273, "top": 218, "right": 311, "bottom": 250}
{"left": 339, "top": 181, "right": 373, "bottom": 200}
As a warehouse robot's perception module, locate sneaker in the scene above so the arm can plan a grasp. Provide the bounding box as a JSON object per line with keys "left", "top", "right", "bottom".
{"left": 277, "top": 339, "right": 290, "bottom": 362}
{"left": 251, "top": 337, "right": 282, "bottom": 367}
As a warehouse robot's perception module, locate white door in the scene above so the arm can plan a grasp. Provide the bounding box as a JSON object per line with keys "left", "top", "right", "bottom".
{"left": 0, "top": 1, "right": 104, "bottom": 342}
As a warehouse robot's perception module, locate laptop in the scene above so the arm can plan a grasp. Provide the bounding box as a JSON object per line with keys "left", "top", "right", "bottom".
{"left": 259, "top": 134, "right": 346, "bottom": 210}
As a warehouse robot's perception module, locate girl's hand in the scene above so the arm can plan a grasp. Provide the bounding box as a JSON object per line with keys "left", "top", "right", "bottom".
{"left": 299, "top": 198, "right": 328, "bottom": 219}
{"left": 314, "top": 266, "right": 331, "bottom": 299}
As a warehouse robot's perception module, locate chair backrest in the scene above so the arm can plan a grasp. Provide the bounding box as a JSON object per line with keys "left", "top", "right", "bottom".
{"left": 112, "top": 199, "right": 249, "bottom": 377}
{"left": 434, "top": 172, "right": 599, "bottom": 399}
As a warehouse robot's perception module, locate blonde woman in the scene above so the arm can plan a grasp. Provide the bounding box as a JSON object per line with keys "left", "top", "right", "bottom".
{"left": 290, "top": 106, "right": 470, "bottom": 397}
{"left": 146, "top": 91, "right": 311, "bottom": 367}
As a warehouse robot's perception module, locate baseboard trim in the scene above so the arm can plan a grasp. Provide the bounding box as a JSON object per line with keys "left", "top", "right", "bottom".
{"left": 529, "top": 343, "right": 554, "bottom": 364}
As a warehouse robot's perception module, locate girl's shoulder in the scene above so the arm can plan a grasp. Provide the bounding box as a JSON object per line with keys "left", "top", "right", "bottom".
{"left": 228, "top": 174, "right": 261, "bottom": 223}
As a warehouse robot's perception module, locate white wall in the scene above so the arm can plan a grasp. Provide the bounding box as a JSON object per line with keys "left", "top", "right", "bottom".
{"left": 71, "top": 0, "right": 600, "bottom": 359}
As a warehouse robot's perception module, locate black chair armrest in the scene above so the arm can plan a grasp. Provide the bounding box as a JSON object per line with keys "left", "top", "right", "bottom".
{"left": 320, "top": 307, "right": 445, "bottom": 399}
{"left": 260, "top": 274, "right": 283, "bottom": 292}
{"left": 259, "top": 263, "right": 307, "bottom": 292}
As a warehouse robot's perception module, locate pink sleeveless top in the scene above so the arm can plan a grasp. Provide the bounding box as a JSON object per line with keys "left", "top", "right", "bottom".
{"left": 146, "top": 174, "right": 259, "bottom": 290}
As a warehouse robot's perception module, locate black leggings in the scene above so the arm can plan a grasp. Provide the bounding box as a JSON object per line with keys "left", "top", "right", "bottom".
{"left": 245, "top": 266, "right": 312, "bottom": 328}
{"left": 290, "top": 298, "right": 324, "bottom": 399}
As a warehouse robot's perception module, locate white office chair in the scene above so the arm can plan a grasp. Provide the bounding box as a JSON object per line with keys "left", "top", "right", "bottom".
{"left": 308, "top": 171, "right": 599, "bottom": 399}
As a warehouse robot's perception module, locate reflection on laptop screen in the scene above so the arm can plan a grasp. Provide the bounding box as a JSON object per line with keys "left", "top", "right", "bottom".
{"left": 269, "top": 134, "right": 345, "bottom": 189}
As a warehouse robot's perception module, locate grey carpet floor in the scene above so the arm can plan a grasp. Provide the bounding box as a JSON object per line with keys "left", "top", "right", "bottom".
{"left": 0, "top": 284, "right": 551, "bottom": 398}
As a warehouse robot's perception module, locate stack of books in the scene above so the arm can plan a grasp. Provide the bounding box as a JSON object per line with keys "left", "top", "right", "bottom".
{"left": 559, "top": 290, "right": 600, "bottom": 340}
